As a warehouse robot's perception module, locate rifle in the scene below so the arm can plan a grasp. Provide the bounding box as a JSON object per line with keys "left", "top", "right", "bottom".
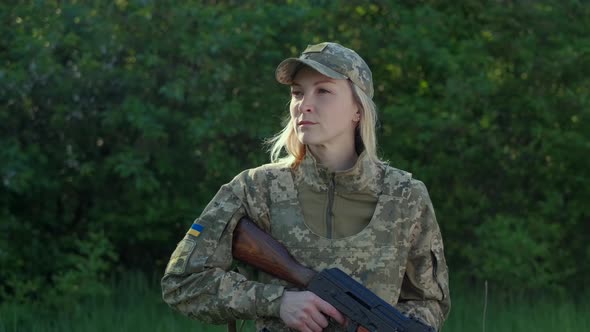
{"left": 232, "top": 216, "right": 435, "bottom": 332}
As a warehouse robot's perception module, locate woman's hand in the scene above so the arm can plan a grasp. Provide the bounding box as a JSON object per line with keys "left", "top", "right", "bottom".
{"left": 279, "top": 290, "right": 346, "bottom": 332}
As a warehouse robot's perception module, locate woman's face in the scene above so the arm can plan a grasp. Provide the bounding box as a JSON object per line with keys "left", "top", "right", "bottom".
{"left": 289, "top": 66, "right": 359, "bottom": 151}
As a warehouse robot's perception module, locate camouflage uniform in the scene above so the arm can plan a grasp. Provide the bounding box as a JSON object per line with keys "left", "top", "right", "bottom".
{"left": 161, "top": 151, "right": 451, "bottom": 331}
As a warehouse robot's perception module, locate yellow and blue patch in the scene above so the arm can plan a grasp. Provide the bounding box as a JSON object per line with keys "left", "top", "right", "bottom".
{"left": 187, "top": 223, "right": 204, "bottom": 237}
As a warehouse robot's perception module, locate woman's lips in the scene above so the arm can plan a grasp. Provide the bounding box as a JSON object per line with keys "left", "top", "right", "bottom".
{"left": 298, "top": 121, "right": 316, "bottom": 126}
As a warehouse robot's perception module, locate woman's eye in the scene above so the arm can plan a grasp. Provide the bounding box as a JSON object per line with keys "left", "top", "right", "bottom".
{"left": 318, "top": 88, "right": 330, "bottom": 94}
{"left": 291, "top": 90, "right": 302, "bottom": 97}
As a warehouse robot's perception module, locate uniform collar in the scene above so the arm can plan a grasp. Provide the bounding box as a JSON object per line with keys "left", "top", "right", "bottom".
{"left": 294, "top": 149, "right": 383, "bottom": 195}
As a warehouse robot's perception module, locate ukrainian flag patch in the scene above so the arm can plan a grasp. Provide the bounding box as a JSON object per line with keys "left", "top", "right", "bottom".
{"left": 187, "top": 223, "right": 204, "bottom": 237}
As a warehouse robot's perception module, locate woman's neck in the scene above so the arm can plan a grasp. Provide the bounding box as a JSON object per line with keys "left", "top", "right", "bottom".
{"left": 308, "top": 144, "right": 358, "bottom": 172}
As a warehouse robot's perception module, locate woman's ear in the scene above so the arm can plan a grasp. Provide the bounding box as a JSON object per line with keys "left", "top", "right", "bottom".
{"left": 353, "top": 111, "right": 361, "bottom": 122}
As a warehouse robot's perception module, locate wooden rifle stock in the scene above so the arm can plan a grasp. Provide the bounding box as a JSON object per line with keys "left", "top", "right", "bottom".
{"left": 232, "top": 216, "right": 316, "bottom": 288}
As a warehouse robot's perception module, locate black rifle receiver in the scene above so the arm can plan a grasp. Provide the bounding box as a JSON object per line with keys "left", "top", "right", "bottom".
{"left": 307, "top": 268, "right": 435, "bottom": 332}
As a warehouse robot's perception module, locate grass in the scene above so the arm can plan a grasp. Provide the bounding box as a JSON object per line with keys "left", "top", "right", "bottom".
{"left": 0, "top": 272, "right": 230, "bottom": 332}
{"left": 1, "top": 273, "right": 588, "bottom": 332}
{"left": 443, "top": 281, "right": 590, "bottom": 332}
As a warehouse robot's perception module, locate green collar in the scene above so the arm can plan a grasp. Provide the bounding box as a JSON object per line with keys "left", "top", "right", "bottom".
{"left": 294, "top": 150, "right": 384, "bottom": 195}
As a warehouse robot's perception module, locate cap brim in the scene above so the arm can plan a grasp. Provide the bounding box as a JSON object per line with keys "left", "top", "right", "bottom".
{"left": 275, "top": 58, "right": 348, "bottom": 85}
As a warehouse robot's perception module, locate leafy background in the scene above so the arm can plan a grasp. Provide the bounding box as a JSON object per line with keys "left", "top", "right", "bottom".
{"left": 1, "top": 0, "right": 589, "bottom": 313}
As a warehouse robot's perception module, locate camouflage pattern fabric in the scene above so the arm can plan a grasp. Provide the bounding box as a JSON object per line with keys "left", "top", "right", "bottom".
{"left": 275, "top": 42, "right": 374, "bottom": 98}
{"left": 161, "top": 152, "right": 450, "bottom": 331}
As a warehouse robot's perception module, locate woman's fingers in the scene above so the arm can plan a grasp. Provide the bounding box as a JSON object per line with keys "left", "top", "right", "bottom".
{"left": 280, "top": 290, "right": 346, "bottom": 331}
{"left": 314, "top": 296, "right": 346, "bottom": 326}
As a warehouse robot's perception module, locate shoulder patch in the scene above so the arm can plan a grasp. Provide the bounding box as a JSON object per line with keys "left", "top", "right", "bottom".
{"left": 165, "top": 237, "right": 196, "bottom": 275}
{"left": 187, "top": 223, "right": 204, "bottom": 237}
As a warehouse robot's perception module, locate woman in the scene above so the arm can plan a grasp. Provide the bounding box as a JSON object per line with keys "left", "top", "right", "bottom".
{"left": 162, "top": 42, "right": 450, "bottom": 332}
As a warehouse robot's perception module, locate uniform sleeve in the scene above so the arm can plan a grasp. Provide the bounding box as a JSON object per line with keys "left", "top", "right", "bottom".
{"left": 396, "top": 180, "right": 451, "bottom": 331}
{"left": 160, "top": 169, "right": 285, "bottom": 324}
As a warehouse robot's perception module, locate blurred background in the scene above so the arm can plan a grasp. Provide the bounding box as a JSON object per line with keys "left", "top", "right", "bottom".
{"left": 1, "top": 1, "right": 589, "bottom": 331}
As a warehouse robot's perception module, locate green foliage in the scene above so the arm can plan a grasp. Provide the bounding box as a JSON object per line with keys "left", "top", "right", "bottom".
{"left": 468, "top": 215, "right": 573, "bottom": 293}
{"left": 370, "top": 1, "right": 590, "bottom": 291}
{"left": 1, "top": 0, "right": 588, "bottom": 305}
{"left": 46, "top": 231, "right": 117, "bottom": 307}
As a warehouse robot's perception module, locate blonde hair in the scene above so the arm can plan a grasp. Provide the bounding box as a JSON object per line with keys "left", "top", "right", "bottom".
{"left": 266, "top": 80, "right": 381, "bottom": 167}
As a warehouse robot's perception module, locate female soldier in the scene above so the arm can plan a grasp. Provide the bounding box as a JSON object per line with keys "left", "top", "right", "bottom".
{"left": 161, "top": 42, "right": 450, "bottom": 332}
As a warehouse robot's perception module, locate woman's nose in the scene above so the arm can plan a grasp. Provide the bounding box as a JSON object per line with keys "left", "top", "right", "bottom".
{"left": 299, "top": 97, "right": 314, "bottom": 113}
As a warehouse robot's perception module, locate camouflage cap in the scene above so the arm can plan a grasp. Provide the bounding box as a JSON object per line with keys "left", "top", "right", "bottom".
{"left": 275, "top": 42, "right": 374, "bottom": 98}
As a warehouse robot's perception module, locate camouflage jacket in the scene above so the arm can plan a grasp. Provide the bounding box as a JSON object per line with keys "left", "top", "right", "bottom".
{"left": 161, "top": 152, "right": 450, "bottom": 331}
